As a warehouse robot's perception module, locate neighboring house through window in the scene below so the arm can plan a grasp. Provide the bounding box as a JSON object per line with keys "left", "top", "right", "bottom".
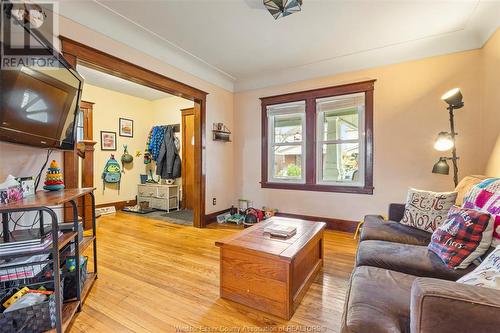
{"left": 260, "top": 80, "right": 374, "bottom": 194}
{"left": 267, "top": 101, "right": 306, "bottom": 183}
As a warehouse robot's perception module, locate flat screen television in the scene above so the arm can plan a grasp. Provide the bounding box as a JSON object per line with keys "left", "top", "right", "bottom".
{"left": 0, "top": 22, "right": 83, "bottom": 150}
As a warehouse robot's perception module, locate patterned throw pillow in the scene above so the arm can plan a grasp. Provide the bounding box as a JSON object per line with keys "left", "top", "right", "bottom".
{"left": 400, "top": 188, "right": 458, "bottom": 233}
{"left": 428, "top": 206, "right": 493, "bottom": 269}
{"left": 462, "top": 178, "right": 500, "bottom": 247}
{"left": 457, "top": 245, "right": 500, "bottom": 290}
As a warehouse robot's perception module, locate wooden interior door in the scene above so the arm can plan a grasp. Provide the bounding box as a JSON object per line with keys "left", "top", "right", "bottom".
{"left": 181, "top": 108, "right": 195, "bottom": 210}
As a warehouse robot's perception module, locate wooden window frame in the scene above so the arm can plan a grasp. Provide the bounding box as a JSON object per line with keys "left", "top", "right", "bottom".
{"left": 260, "top": 80, "right": 375, "bottom": 194}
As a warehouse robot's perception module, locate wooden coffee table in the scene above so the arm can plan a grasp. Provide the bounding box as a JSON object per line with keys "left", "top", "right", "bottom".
{"left": 215, "top": 216, "right": 326, "bottom": 319}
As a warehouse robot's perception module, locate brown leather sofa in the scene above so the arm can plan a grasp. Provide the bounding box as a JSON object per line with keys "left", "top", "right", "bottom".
{"left": 341, "top": 176, "right": 500, "bottom": 333}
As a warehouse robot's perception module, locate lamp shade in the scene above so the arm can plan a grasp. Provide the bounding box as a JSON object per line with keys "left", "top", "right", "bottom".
{"left": 264, "top": 0, "right": 303, "bottom": 19}
{"left": 433, "top": 132, "right": 454, "bottom": 151}
{"left": 441, "top": 88, "right": 464, "bottom": 109}
{"left": 432, "top": 158, "right": 450, "bottom": 175}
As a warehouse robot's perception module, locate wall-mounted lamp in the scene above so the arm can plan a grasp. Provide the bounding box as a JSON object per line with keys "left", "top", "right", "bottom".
{"left": 432, "top": 88, "right": 463, "bottom": 187}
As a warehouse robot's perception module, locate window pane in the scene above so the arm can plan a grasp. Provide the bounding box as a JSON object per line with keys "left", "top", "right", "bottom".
{"left": 77, "top": 111, "right": 84, "bottom": 126}
{"left": 274, "top": 113, "right": 303, "bottom": 143}
{"left": 77, "top": 127, "right": 84, "bottom": 141}
{"left": 318, "top": 93, "right": 364, "bottom": 141}
{"left": 273, "top": 145, "right": 302, "bottom": 180}
{"left": 323, "top": 110, "right": 359, "bottom": 141}
{"left": 321, "top": 143, "right": 360, "bottom": 183}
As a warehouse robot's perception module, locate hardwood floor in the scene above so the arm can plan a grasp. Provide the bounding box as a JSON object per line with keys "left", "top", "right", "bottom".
{"left": 70, "top": 212, "right": 358, "bottom": 333}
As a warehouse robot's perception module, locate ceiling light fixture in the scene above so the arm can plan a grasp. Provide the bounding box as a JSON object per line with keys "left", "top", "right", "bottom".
{"left": 263, "top": 0, "right": 303, "bottom": 20}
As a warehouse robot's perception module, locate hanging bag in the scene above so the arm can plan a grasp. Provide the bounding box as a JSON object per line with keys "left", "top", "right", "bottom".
{"left": 102, "top": 154, "right": 121, "bottom": 193}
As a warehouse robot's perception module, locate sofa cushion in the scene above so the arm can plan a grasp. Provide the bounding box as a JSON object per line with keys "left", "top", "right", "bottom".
{"left": 428, "top": 206, "right": 493, "bottom": 269}
{"left": 360, "top": 215, "right": 432, "bottom": 246}
{"left": 341, "top": 266, "right": 414, "bottom": 333}
{"left": 356, "top": 240, "right": 475, "bottom": 280}
{"left": 400, "top": 188, "right": 458, "bottom": 233}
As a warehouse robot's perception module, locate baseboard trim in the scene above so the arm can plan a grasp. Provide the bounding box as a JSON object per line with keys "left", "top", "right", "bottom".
{"left": 275, "top": 212, "right": 358, "bottom": 233}
{"left": 205, "top": 208, "right": 231, "bottom": 224}
{"left": 205, "top": 208, "right": 358, "bottom": 233}
{"left": 96, "top": 199, "right": 137, "bottom": 211}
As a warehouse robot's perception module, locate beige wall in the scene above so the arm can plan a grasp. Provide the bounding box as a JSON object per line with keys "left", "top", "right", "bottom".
{"left": 82, "top": 84, "right": 151, "bottom": 205}
{"left": 151, "top": 95, "right": 195, "bottom": 189}
{"left": 235, "top": 49, "right": 488, "bottom": 221}
{"left": 482, "top": 30, "right": 500, "bottom": 177}
{"left": 81, "top": 84, "right": 194, "bottom": 205}
{"left": 1, "top": 14, "right": 497, "bottom": 220}
{"left": 59, "top": 17, "right": 235, "bottom": 214}
{"left": 0, "top": 15, "right": 235, "bottom": 214}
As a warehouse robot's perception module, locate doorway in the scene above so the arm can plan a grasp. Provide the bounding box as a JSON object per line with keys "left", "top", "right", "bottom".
{"left": 60, "top": 37, "right": 207, "bottom": 227}
{"left": 181, "top": 108, "right": 195, "bottom": 210}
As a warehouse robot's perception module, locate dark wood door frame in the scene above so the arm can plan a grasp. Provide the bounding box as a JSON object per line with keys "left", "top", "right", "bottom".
{"left": 79, "top": 100, "right": 94, "bottom": 141}
{"left": 60, "top": 36, "right": 208, "bottom": 228}
{"left": 181, "top": 108, "right": 195, "bottom": 210}
{"left": 63, "top": 100, "right": 96, "bottom": 228}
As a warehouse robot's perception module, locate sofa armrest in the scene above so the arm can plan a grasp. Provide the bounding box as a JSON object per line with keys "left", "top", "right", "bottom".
{"left": 410, "top": 277, "right": 500, "bottom": 333}
{"left": 388, "top": 203, "right": 405, "bottom": 221}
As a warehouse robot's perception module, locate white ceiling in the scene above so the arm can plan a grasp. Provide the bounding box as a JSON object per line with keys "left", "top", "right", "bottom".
{"left": 58, "top": 1, "right": 500, "bottom": 92}
{"left": 77, "top": 65, "right": 172, "bottom": 100}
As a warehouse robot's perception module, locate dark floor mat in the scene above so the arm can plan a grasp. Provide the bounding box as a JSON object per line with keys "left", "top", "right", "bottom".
{"left": 143, "top": 209, "right": 193, "bottom": 226}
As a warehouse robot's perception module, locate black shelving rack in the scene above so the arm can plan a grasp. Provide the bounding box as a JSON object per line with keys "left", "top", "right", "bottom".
{"left": 0, "top": 188, "right": 97, "bottom": 333}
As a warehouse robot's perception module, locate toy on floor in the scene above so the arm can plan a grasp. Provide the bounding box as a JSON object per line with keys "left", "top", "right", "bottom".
{"left": 262, "top": 207, "right": 279, "bottom": 219}
{"left": 226, "top": 214, "right": 245, "bottom": 225}
{"left": 43, "top": 160, "right": 64, "bottom": 191}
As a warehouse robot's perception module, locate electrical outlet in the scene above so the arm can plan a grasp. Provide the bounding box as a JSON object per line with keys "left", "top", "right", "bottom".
{"left": 212, "top": 198, "right": 217, "bottom": 206}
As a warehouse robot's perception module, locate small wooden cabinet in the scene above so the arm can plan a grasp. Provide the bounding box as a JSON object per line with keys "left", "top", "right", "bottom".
{"left": 215, "top": 217, "right": 325, "bottom": 320}
{"left": 137, "top": 184, "right": 180, "bottom": 212}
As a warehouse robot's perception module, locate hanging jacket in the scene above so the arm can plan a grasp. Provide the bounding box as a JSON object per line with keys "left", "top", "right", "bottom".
{"left": 156, "top": 125, "right": 181, "bottom": 179}
{"left": 147, "top": 126, "right": 165, "bottom": 161}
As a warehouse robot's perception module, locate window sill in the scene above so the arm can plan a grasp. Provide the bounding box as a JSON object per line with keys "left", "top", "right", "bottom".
{"left": 260, "top": 181, "right": 374, "bottom": 194}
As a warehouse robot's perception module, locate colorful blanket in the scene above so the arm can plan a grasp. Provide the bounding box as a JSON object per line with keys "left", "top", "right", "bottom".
{"left": 463, "top": 178, "right": 500, "bottom": 246}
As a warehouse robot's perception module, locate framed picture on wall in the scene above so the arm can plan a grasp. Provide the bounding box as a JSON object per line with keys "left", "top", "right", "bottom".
{"left": 119, "top": 118, "right": 134, "bottom": 137}
{"left": 100, "top": 131, "right": 117, "bottom": 151}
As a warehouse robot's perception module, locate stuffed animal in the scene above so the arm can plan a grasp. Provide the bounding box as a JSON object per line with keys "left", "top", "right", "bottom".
{"left": 262, "top": 207, "right": 279, "bottom": 219}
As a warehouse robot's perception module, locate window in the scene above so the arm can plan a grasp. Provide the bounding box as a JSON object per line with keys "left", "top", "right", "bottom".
{"left": 76, "top": 101, "right": 94, "bottom": 142}
{"left": 316, "top": 93, "right": 365, "bottom": 186}
{"left": 76, "top": 110, "right": 84, "bottom": 141}
{"left": 261, "top": 80, "right": 374, "bottom": 194}
{"left": 267, "top": 101, "right": 306, "bottom": 183}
